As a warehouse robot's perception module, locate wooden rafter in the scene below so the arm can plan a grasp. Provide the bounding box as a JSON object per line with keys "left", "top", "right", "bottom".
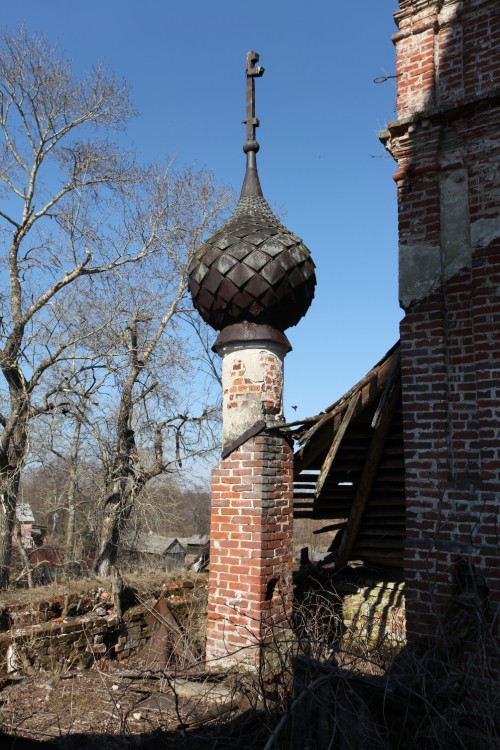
{"left": 335, "top": 379, "right": 401, "bottom": 568}
{"left": 314, "top": 392, "right": 360, "bottom": 499}
{"left": 294, "top": 345, "right": 400, "bottom": 475}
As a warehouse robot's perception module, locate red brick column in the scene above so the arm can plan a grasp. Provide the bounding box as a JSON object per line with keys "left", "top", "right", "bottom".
{"left": 205, "top": 324, "right": 294, "bottom": 669}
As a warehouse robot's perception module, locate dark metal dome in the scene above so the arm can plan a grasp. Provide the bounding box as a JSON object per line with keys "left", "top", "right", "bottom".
{"left": 188, "top": 51, "right": 316, "bottom": 333}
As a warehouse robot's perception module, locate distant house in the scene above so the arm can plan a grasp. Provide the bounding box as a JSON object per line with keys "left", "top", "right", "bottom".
{"left": 122, "top": 531, "right": 186, "bottom": 571}
{"left": 28, "top": 536, "right": 65, "bottom": 585}
{"left": 16, "top": 501, "right": 35, "bottom": 548}
{"left": 179, "top": 534, "right": 210, "bottom": 557}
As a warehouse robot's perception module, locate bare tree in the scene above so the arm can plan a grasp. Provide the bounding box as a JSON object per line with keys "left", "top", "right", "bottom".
{"left": 0, "top": 27, "right": 166, "bottom": 586}
{"left": 42, "top": 361, "right": 107, "bottom": 577}
{"left": 92, "top": 164, "right": 230, "bottom": 576}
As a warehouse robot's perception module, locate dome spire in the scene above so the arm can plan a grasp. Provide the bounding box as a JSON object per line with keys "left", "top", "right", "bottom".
{"left": 188, "top": 49, "right": 316, "bottom": 334}
{"left": 240, "top": 51, "right": 264, "bottom": 198}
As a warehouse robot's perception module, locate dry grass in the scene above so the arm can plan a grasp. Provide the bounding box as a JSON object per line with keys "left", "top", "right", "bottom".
{"left": 0, "top": 571, "right": 206, "bottom": 611}
{"left": 0, "top": 564, "right": 498, "bottom": 749}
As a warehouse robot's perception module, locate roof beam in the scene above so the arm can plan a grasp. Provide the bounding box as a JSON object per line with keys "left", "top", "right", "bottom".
{"left": 335, "top": 380, "right": 401, "bottom": 568}
{"left": 314, "top": 392, "right": 360, "bottom": 499}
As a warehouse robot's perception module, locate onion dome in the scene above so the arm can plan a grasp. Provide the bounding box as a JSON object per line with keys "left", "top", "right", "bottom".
{"left": 188, "top": 51, "right": 316, "bottom": 333}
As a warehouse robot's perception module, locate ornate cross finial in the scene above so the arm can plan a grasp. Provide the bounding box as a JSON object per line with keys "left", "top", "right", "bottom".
{"left": 244, "top": 51, "right": 265, "bottom": 148}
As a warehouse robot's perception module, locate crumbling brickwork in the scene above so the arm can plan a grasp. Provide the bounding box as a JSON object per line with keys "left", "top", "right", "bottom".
{"left": 0, "top": 579, "right": 203, "bottom": 672}
{"left": 221, "top": 345, "right": 284, "bottom": 445}
{"left": 382, "top": 0, "right": 500, "bottom": 640}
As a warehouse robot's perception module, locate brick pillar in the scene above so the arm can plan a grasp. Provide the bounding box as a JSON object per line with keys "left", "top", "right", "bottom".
{"left": 205, "top": 324, "right": 294, "bottom": 670}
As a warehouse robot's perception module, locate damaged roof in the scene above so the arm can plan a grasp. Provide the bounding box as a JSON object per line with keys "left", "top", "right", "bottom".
{"left": 289, "top": 342, "right": 404, "bottom": 571}
{"left": 123, "top": 532, "right": 185, "bottom": 557}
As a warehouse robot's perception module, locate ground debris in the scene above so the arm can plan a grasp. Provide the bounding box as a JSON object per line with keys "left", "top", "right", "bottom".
{"left": 0, "top": 665, "right": 250, "bottom": 746}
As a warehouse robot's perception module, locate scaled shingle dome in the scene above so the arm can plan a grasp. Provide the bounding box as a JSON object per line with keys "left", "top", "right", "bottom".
{"left": 188, "top": 184, "right": 316, "bottom": 332}
{"left": 189, "top": 51, "right": 315, "bottom": 333}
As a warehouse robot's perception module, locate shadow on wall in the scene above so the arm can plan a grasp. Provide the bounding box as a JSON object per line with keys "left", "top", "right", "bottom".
{"left": 381, "top": 0, "right": 500, "bottom": 641}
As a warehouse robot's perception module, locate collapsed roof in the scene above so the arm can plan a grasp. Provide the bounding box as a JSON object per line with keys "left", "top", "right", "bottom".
{"left": 289, "top": 342, "right": 405, "bottom": 571}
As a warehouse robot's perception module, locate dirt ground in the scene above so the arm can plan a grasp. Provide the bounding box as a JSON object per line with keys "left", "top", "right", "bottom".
{"left": 0, "top": 571, "right": 271, "bottom": 749}
{"left": 0, "top": 663, "right": 271, "bottom": 749}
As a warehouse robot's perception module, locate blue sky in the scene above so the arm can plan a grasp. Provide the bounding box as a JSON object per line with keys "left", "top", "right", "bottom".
{"left": 3, "top": 1, "right": 402, "bottom": 421}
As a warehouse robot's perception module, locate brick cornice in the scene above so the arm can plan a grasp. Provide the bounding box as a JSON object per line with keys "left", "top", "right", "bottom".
{"left": 380, "top": 89, "right": 500, "bottom": 144}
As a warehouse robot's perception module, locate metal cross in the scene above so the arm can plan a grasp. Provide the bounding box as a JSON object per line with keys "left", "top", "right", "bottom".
{"left": 244, "top": 51, "right": 265, "bottom": 144}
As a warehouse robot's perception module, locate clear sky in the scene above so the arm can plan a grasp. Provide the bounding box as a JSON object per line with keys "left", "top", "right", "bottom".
{"left": 2, "top": 1, "right": 402, "bottom": 421}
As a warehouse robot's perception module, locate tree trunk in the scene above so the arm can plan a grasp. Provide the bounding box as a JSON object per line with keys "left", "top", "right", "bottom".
{"left": 92, "top": 317, "right": 171, "bottom": 577}
{"left": 0, "top": 489, "right": 16, "bottom": 588}
{"left": 94, "top": 468, "right": 151, "bottom": 576}
{"left": 94, "top": 486, "right": 132, "bottom": 577}
{"left": 14, "top": 518, "right": 33, "bottom": 588}
{"left": 0, "top": 363, "right": 30, "bottom": 588}
{"left": 64, "top": 420, "right": 82, "bottom": 579}
{"left": 94, "top": 365, "right": 140, "bottom": 577}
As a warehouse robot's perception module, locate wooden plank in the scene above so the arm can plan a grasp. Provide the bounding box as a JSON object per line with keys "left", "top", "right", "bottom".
{"left": 295, "top": 486, "right": 357, "bottom": 496}
{"left": 294, "top": 496, "right": 404, "bottom": 512}
{"left": 371, "top": 347, "right": 401, "bottom": 429}
{"left": 312, "top": 522, "right": 349, "bottom": 534}
{"left": 295, "top": 396, "right": 365, "bottom": 473}
{"left": 357, "top": 527, "right": 405, "bottom": 536}
{"left": 335, "top": 380, "right": 401, "bottom": 569}
{"left": 294, "top": 346, "right": 400, "bottom": 472}
{"left": 357, "top": 555, "right": 404, "bottom": 568}
{"left": 294, "top": 426, "right": 338, "bottom": 475}
{"left": 294, "top": 506, "right": 404, "bottom": 520}
{"left": 293, "top": 510, "right": 350, "bottom": 520}
{"left": 293, "top": 501, "right": 351, "bottom": 511}
{"left": 314, "top": 392, "right": 360, "bottom": 499}
{"left": 296, "top": 412, "right": 336, "bottom": 453}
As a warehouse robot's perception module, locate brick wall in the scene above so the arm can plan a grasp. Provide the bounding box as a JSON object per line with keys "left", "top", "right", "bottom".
{"left": 206, "top": 432, "right": 294, "bottom": 668}
{"left": 341, "top": 579, "right": 406, "bottom": 648}
{"left": 382, "top": 0, "right": 500, "bottom": 642}
{"left": 0, "top": 579, "right": 204, "bottom": 673}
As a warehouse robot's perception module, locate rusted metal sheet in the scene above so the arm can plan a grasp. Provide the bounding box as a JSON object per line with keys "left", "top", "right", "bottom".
{"left": 221, "top": 419, "right": 266, "bottom": 460}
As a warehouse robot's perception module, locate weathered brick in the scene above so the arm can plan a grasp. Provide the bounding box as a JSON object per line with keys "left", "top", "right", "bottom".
{"left": 385, "top": 0, "right": 500, "bottom": 651}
